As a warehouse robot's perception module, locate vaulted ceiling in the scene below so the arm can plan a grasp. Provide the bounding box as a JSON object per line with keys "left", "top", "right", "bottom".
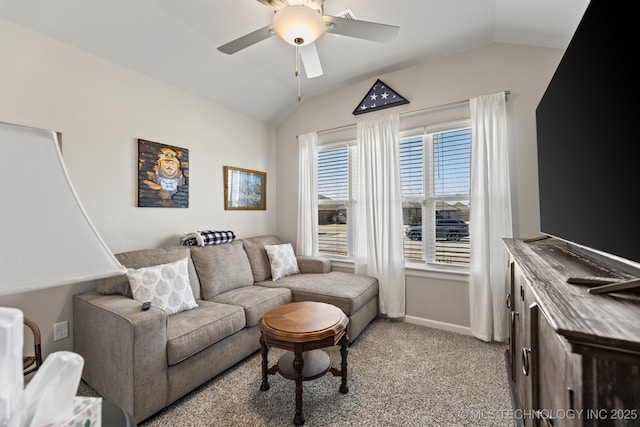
{"left": 0, "top": 0, "right": 589, "bottom": 125}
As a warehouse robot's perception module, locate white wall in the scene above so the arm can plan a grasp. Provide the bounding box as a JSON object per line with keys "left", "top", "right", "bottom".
{"left": 0, "top": 18, "right": 277, "bottom": 357}
{"left": 275, "top": 43, "right": 564, "bottom": 331}
{"left": 0, "top": 15, "right": 565, "bottom": 356}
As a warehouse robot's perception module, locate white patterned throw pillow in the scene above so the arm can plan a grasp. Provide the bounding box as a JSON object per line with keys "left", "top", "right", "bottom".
{"left": 126, "top": 257, "right": 198, "bottom": 315}
{"left": 264, "top": 243, "right": 300, "bottom": 281}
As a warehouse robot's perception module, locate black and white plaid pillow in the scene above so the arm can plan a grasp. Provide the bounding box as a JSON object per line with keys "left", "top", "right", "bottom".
{"left": 200, "top": 230, "right": 236, "bottom": 246}
{"left": 182, "top": 230, "right": 236, "bottom": 246}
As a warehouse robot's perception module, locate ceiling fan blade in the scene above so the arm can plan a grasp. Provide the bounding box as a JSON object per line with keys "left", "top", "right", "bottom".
{"left": 217, "top": 25, "right": 274, "bottom": 55}
{"left": 300, "top": 43, "right": 323, "bottom": 78}
{"left": 255, "top": 0, "right": 324, "bottom": 12}
{"left": 324, "top": 15, "right": 399, "bottom": 43}
{"left": 255, "top": 0, "right": 287, "bottom": 11}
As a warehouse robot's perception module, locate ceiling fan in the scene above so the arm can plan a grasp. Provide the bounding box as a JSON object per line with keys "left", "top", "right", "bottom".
{"left": 217, "top": 0, "right": 400, "bottom": 79}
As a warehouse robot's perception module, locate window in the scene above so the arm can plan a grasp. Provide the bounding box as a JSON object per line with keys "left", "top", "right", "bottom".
{"left": 401, "top": 123, "right": 471, "bottom": 266}
{"left": 315, "top": 120, "right": 471, "bottom": 267}
{"left": 317, "top": 144, "right": 355, "bottom": 257}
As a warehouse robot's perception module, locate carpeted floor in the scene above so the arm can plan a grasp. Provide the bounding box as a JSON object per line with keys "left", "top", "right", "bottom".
{"left": 78, "top": 318, "right": 513, "bottom": 426}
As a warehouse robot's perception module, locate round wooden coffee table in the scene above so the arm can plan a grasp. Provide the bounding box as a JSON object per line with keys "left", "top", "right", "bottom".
{"left": 260, "top": 301, "right": 349, "bottom": 426}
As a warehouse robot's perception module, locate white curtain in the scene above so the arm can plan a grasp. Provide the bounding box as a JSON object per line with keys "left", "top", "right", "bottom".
{"left": 296, "top": 132, "right": 318, "bottom": 256}
{"left": 469, "top": 92, "right": 513, "bottom": 342}
{"left": 355, "top": 114, "right": 405, "bottom": 318}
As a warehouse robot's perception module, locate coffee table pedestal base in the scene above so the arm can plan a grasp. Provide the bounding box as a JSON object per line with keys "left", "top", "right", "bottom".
{"left": 277, "top": 350, "right": 330, "bottom": 380}
{"left": 259, "top": 302, "right": 350, "bottom": 426}
{"left": 260, "top": 337, "right": 349, "bottom": 426}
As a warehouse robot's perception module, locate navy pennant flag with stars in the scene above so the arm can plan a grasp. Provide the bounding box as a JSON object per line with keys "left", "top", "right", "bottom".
{"left": 352, "top": 79, "right": 409, "bottom": 115}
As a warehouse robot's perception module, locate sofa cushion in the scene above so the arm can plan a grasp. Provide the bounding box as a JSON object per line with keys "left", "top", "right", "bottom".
{"left": 126, "top": 257, "right": 198, "bottom": 316}
{"left": 256, "top": 271, "right": 378, "bottom": 316}
{"left": 166, "top": 300, "right": 246, "bottom": 366}
{"left": 190, "top": 241, "right": 254, "bottom": 299}
{"left": 96, "top": 246, "right": 201, "bottom": 300}
{"left": 264, "top": 243, "right": 300, "bottom": 281}
{"left": 241, "top": 235, "right": 282, "bottom": 282}
{"left": 211, "top": 286, "right": 292, "bottom": 327}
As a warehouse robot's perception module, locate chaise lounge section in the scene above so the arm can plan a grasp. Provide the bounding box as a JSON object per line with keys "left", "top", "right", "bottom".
{"left": 73, "top": 235, "right": 378, "bottom": 422}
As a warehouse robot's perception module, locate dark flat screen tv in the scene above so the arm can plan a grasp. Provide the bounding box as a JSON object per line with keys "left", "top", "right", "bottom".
{"left": 536, "top": 0, "right": 639, "bottom": 268}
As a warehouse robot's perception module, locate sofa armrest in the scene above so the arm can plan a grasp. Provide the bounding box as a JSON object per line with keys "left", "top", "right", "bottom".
{"left": 296, "top": 256, "right": 332, "bottom": 274}
{"left": 73, "top": 292, "right": 169, "bottom": 421}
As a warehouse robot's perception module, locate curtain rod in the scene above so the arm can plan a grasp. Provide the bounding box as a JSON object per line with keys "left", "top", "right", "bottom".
{"left": 315, "top": 90, "right": 510, "bottom": 136}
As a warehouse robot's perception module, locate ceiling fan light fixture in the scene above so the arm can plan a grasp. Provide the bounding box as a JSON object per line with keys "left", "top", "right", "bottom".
{"left": 272, "top": 5, "right": 325, "bottom": 46}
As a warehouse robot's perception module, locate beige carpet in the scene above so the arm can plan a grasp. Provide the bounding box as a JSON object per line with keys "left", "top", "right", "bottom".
{"left": 79, "top": 318, "right": 513, "bottom": 426}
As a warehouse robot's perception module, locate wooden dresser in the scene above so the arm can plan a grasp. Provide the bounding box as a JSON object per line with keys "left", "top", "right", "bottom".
{"left": 503, "top": 238, "right": 640, "bottom": 427}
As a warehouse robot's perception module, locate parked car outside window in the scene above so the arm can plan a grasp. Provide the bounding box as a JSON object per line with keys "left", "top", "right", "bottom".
{"left": 331, "top": 209, "right": 347, "bottom": 224}
{"left": 405, "top": 219, "right": 469, "bottom": 241}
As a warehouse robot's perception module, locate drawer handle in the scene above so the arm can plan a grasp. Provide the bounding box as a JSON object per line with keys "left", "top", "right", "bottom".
{"left": 521, "top": 347, "right": 531, "bottom": 376}
{"left": 506, "top": 293, "right": 512, "bottom": 309}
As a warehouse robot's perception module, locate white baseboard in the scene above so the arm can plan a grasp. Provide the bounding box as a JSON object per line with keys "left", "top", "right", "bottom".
{"left": 404, "top": 315, "right": 472, "bottom": 336}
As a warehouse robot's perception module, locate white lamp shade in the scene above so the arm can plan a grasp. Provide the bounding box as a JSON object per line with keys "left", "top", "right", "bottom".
{"left": 272, "top": 5, "right": 326, "bottom": 46}
{"left": 0, "top": 122, "right": 126, "bottom": 296}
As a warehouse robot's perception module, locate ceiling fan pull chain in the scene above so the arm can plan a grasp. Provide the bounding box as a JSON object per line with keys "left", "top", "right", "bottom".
{"left": 296, "top": 45, "right": 302, "bottom": 103}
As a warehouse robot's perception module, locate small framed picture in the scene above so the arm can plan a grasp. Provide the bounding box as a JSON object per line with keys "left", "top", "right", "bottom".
{"left": 223, "top": 166, "right": 266, "bottom": 210}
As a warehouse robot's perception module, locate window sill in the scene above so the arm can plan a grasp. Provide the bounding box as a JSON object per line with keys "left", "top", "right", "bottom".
{"left": 326, "top": 258, "right": 469, "bottom": 282}
{"left": 405, "top": 263, "right": 469, "bottom": 282}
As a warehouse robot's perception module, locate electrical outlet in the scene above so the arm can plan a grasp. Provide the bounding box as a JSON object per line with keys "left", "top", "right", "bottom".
{"left": 54, "top": 320, "right": 69, "bottom": 341}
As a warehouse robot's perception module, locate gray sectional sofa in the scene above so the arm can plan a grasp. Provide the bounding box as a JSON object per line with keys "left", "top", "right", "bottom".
{"left": 73, "top": 235, "right": 378, "bottom": 422}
